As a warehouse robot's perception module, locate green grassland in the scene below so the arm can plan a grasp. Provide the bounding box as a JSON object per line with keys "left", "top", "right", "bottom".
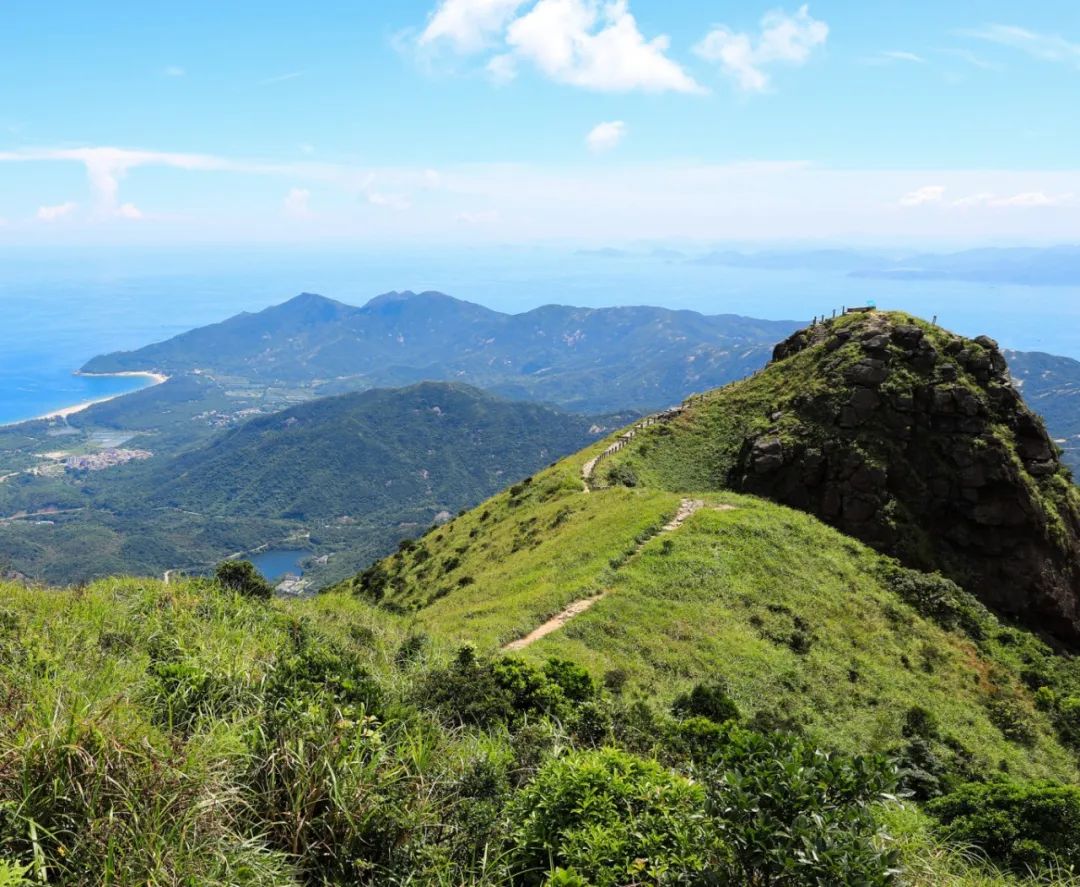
{"left": 335, "top": 441, "right": 1080, "bottom": 782}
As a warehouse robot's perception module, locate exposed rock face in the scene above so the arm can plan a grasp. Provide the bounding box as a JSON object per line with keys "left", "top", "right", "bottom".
{"left": 733, "top": 313, "right": 1080, "bottom": 646}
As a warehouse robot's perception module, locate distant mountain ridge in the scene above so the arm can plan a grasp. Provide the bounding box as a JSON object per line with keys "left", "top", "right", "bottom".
{"left": 82, "top": 291, "right": 804, "bottom": 413}
{"left": 1007, "top": 349, "right": 1080, "bottom": 471}
{"left": 0, "top": 382, "right": 615, "bottom": 586}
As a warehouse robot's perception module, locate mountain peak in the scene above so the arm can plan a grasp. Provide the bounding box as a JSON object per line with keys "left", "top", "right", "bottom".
{"left": 271, "top": 292, "right": 354, "bottom": 317}
{"left": 639, "top": 309, "right": 1080, "bottom": 645}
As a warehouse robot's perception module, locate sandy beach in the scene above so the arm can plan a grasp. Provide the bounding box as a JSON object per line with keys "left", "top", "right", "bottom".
{"left": 25, "top": 372, "right": 170, "bottom": 424}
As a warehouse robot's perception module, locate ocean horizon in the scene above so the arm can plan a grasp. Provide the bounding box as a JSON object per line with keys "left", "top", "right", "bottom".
{"left": 3, "top": 246, "right": 1079, "bottom": 426}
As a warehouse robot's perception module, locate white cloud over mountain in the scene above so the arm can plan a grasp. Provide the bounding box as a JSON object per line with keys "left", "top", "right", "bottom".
{"left": 694, "top": 5, "right": 828, "bottom": 92}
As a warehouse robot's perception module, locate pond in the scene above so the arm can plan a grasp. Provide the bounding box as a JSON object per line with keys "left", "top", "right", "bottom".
{"left": 249, "top": 549, "right": 308, "bottom": 582}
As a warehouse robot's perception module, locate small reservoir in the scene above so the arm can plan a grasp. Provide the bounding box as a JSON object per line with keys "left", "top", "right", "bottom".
{"left": 249, "top": 549, "right": 307, "bottom": 582}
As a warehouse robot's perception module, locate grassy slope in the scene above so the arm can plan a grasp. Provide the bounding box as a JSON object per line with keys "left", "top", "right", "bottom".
{"left": 1, "top": 576, "right": 1073, "bottom": 885}
{"left": 330, "top": 414, "right": 1080, "bottom": 781}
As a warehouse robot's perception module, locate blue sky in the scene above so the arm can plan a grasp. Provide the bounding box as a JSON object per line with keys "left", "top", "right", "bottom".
{"left": 1, "top": 0, "right": 1079, "bottom": 246}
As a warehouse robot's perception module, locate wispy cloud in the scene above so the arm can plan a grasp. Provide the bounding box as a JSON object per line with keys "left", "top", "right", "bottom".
{"left": 864, "top": 50, "right": 925, "bottom": 66}
{"left": 695, "top": 4, "right": 828, "bottom": 92}
{"left": 259, "top": 71, "right": 305, "bottom": 85}
{"left": 36, "top": 201, "right": 78, "bottom": 222}
{"left": 0, "top": 147, "right": 234, "bottom": 219}
{"left": 586, "top": 120, "right": 626, "bottom": 153}
{"left": 939, "top": 48, "right": 998, "bottom": 70}
{"left": 899, "top": 185, "right": 945, "bottom": 206}
{"left": 418, "top": 0, "right": 702, "bottom": 94}
{"left": 164, "top": 65, "right": 186, "bottom": 77}
{"left": 900, "top": 185, "right": 1076, "bottom": 209}
{"left": 367, "top": 191, "right": 412, "bottom": 211}
{"left": 964, "top": 23, "right": 1080, "bottom": 68}
{"left": 952, "top": 191, "right": 1076, "bottom": 208}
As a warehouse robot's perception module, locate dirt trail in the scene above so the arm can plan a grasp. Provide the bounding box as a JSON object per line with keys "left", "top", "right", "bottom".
{"left": 580, "top": 399, "right": 698, "bottom": 492}
{"left": 502, "top": 498, "right": 734, "bottom": 652}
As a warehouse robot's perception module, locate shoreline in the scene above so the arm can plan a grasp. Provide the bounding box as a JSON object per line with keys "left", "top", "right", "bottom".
{"left": 2, "top": 371, "right": 170, "bottom": 427}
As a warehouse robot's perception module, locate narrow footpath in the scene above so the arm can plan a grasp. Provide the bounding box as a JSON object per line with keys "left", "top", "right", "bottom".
{"left": 502, "top": 497, "right": 734, "bottom": 651}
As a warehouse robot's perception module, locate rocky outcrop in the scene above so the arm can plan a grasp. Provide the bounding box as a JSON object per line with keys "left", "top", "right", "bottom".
{"left": 731, "top": 313, "right": 1080, "bottom": 646}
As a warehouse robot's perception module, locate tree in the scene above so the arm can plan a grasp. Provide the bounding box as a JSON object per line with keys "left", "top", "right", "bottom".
{"left": 214, "top": 560, "right": 274, "bottom": 599}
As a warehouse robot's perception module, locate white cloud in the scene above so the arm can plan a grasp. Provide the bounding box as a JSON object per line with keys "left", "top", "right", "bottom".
{"left": 899, "top": 185, "right": 946, "bottom": 206}
{"left": 505, "top": 0, "right": 702, "bottom": 93}
{"left": 7, "top": 144, "right": 1080, "bottom": 244}
{"left": 952, "top": 191, "right": 1076, "bottom": 208}
{"left": 116, "top": 202, "right": 143, "bottom": 219}
{"left": 695, "top": 4, "right": 828, "bottom": 92}
{"left": 966, "top": 23, "right": 1080, "bottom": 68}
{"left": 419, "top": 0, "right": 701, "bottom": 93}
{"left": 866, "top": 50, "right": 925, "bottom": 65}
{"left": 0, "top": 147, "right": 266, "bottom": 220}
{"left": 164, "top": 65, "right": 186, "bottom": 77}
{"left": 283, "top": 187, "right": 313, "bottom": 219}
{"left": 36, "top": 202, "right": 78, "bottom": 222}
{"left": 420, "top": 0, "right": 526, "bottom": 52}
{"left": 586, "top": 120, "right": 626, "bottom": 153}
{"left": 299, "top": 143, "right": 316, "bottom": 156}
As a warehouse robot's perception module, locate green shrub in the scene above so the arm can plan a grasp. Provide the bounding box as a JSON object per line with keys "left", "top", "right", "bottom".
{"left": 671, "top": 681, "right": 740, "bottom": 725}
{"left": 663, "top": 716, "right": 730, "bottom": 763}
{"left": 542, "top": 658, "right": 595, "bottom": 703}
{"left": 704, "top": 728, "right": 897, "bottom": 885}
{"left": 878, "top": 564, "right": 986, "bottom": 639}
{"left": 604, "top": 464, "right": 638, "bottom": 488}
{"left": 267, "top": 621, "right": 383, "bottom": 718}
{"left": 928, "top": 780, "right": 1080, "bottom": 872}
{"left": 507, "top": 748, "right": 717, "bottom": 886}
{"left": 418, "top": 650, "right": 572, "bottom": 728}
{"left": 214, "top": 559, "right": 274, "bottom": 599}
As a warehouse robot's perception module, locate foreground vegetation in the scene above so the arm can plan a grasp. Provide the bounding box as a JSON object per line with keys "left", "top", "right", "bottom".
{"left": 0, "top": 575, "right": 1078, "bottom": 885}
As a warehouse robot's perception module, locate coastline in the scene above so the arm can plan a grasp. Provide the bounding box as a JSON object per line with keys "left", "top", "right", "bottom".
{"left": 4, "top": 371, "right": 170, "bottom": 427}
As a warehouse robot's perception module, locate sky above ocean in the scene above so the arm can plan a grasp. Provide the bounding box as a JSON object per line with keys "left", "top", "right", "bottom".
{"left": 2, "top": 2, "right": 1079, "bottom": 246}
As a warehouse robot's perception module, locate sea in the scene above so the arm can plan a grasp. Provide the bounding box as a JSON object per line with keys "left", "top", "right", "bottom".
{"left": 3, "top": 245, "right": 1080, "bottom": 426}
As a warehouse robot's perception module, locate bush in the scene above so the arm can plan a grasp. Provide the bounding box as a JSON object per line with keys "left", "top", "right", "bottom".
{"left": 543, "top": 658, "right": 595, "bottom": 703}
{"left": 507, "top": 748, "right": 718, "bottom": 886}
{"left": 928, "top": 780, "right": 1080, "bottom": 872}
{"left": 214, "top": 560, "right": 274, "bottom": 599}
{"left": 878, "top": 564, "right": 986, "bottom": 639}
{"left": 704, "top": 728, "right": 897, "bottom": 885}
{"left": 604, "top": 464, "right": 638, "bottom": 488}
{"left": 671, "top": 681, "right": 740, "bottom": 725}
{"left": 267, "top": 620, "right": 383, "bottom": 718}
{"left": 418, "top": 650, "right": 574, "bottom": 728}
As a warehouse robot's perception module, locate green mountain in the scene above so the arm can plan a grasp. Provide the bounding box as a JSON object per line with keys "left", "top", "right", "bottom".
{"left": 329, "top": 311, "right": 1080, "bottom": 796}
{"left": 0, "top": 383, "right": 618, "bottom": 586}
{"left": 1007, "top": 348, "right": 1080, "bottom": 472}
{"left": 82, "top": 290, "right": 802, "bottom": 413}
{"left": 4, "top": 312, "right": 1080, "bottom": 885}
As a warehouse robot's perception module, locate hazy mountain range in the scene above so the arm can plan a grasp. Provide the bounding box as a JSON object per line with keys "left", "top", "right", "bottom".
{"left": 83, "top": 291, "right": 802, "bottom": 413}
